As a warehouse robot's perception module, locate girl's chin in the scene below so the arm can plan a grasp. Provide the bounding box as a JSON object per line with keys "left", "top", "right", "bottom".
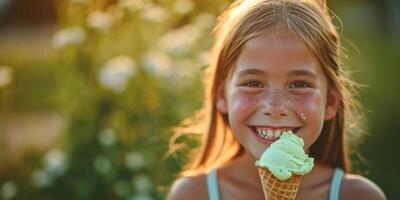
{"left": 248, "top": 145, "right": 271, "bottom": 160}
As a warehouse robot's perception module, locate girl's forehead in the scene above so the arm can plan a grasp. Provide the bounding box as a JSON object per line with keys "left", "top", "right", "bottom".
{"left": 245, "top": 29, "right": 301, "bottom": 50}
{"left": 232, "top": 30, "right": 323, "bottom": 78}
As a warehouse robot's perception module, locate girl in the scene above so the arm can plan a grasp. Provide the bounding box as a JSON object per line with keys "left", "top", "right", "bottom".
{"left": 168, "top": 0, "right": 386, "bottom": 199}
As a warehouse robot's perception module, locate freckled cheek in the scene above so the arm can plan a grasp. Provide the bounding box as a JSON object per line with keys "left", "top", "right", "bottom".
{"left": 229, "top": 92, "right": 259, "bottom": 116}
{"left": 291, "top": 94, "right": 324, "bottom": 119}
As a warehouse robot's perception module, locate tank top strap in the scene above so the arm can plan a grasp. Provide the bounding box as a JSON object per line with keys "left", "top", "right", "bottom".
{"left": 329, "top": 167, "right": 344, "bottom": 200}
{"left": 206, "top": 168, "right": 220, "bottom": 200}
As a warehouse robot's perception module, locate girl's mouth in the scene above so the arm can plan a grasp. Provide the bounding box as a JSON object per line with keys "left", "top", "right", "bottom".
{"left": 249, "top": 126, "right": 301, "bottom": 144}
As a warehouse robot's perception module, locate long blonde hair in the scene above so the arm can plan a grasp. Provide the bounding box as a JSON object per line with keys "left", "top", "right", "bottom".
{"left": 170, "top": 0, "right": 361, "bottom": 177}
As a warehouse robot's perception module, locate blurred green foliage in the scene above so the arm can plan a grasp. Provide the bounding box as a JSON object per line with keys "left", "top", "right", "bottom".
{"left": 1, "top": 0, "right": 229, "bottom": 199}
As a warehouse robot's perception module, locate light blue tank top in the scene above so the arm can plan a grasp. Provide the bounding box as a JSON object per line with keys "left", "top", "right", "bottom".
{"left": 206, "top": 167, "right": 344, "bottom": 200}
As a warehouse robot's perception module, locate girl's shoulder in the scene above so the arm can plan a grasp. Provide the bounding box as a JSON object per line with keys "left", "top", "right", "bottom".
{"left": 340, "top": 173, "right": 386, "bottom": 200}
{"left": 168, "top": 173, "right": 208, "bottom": 200}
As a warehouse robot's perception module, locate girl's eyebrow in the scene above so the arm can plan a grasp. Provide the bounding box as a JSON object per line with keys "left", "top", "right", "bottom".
{"left": 237, "top": 69, "right": 266, "bottom": 77}
{"left": 237, "top": 68, "right": 318, "bottom": 80}
{"left": 287, "top": 69, "right": 318, "bottom": 80}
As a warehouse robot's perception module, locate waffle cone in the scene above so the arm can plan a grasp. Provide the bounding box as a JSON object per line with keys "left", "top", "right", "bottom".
{"left": 257, "top": 167, "right": 301, "bottom": 200}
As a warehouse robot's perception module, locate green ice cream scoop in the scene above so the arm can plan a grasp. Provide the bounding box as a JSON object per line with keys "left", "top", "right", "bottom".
{"left": 255, "top": 131, "right": 314, "bottom": 181}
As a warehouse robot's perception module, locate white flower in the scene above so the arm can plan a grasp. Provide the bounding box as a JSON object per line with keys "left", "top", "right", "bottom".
{"left": 132, "top": 174, "right": 153, "bottom": 194}
{"left": 98, "top": 128, "right": 117, "bottom": 147}
{"left": 87, "top": 11, "right": 114, "bottom": 32}
{"left": 143, "top": 51, "right": 171, "bottom": 77}
{"left": 143, "top": 51, "right": 200, "bottom": 85}
{"left": 162, "top": 59, "right": 200, "bottom": 87}
{"left": 194, "top": 12, "right": 215, "bottom": 30}
{"left": 174, "top": 0, "right": 194, "bottom": 15}
{"left": 32, "top": 170, "right": 52, "bottom": 188}
{"left": 125, "top": 151, "right": 146, "bottom": 171}
{"left": 0, "top": 66, "right": 13, "bottom": 88}
{"left": 141, "top": 4, "right": 168, "bottom": 22}
{"left": 118, "top": 0, "right": 144, "bottom": 11}
{"left": 52, "top": 27, "right": 86, "bottom": 49}
{"left": 93, "top": 155, "right": 112, "bottom": 174}
{"left": 1, "top": 181, "right": 17, "bottom": 200}
{"left": 113, "top": 181, "right": 131, "bottom": 197}
{"left": 99, "top": 55, "right": 136, "bottom": 93}
{"left": 160, "top": 24, "right": 201, "bottom": 55}
{"left": 44, "top": 148, "right": 67, "bottom": 177}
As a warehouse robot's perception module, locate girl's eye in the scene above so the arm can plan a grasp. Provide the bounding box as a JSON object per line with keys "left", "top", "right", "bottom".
{"left": 242, "top": 81, "right": 264, "bottom": 88}
{"left": 289, "top": 81, "right": 311, "bottom": 88}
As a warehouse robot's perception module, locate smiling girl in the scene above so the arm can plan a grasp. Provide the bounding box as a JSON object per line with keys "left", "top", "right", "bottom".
{"left": 168, "top": 0, "right": 386, "bottom": 199}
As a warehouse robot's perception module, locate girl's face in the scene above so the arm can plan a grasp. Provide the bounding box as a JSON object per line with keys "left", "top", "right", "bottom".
{"left": 216, "top": 29, "right": 339, "bottom": 159}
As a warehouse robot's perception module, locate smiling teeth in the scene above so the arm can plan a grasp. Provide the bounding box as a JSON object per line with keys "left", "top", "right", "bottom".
{"left": 255, "top": 128, "right": 292, "bottom": 140}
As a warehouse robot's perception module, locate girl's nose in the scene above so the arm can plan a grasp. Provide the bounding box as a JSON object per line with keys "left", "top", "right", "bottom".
{"left": 261, "top": 90, "right": 289, "bottom": 119}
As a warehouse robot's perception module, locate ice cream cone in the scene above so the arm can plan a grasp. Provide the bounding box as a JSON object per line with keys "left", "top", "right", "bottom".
{"left": 258, "top": 167, "right": 301, "bottom": 200}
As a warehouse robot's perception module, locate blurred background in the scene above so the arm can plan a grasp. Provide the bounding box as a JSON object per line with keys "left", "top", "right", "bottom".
{"left": 0, "top": 0, "right": 398, "bottom": 199}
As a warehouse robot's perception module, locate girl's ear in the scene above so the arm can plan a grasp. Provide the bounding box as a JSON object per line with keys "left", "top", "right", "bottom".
{"left": 216, "top": 85, "right": 228, "bottom": 114}
{"left": 324, "top": 89, "right": 340, "bottom": 121}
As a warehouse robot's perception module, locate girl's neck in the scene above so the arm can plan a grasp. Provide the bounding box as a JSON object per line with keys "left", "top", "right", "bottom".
{"left": 219, "top": 150, "right": 263, "bottom": 190}
{"left": 235, "top": 150, "right": 260, "bottom": 182}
